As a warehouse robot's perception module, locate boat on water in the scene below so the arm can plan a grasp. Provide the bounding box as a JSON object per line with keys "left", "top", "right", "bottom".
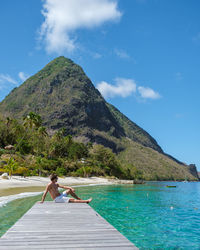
{"left": 166, "top": 185, "right": 177, "bottom": 188}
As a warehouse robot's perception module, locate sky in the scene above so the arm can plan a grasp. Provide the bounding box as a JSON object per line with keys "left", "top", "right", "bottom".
{"left": 0, "top": 0, "right": 199, "bottom": 169}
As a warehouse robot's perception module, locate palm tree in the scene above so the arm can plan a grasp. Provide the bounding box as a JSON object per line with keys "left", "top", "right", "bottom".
{"left": 23, "top": 112, "right": 42, "bottom": 130}
{"left": 13, "top": 112, "right": 42, "bottom": 153}
{"left": 4, "top": 158, "right": 18, "bottom": 178}
{"left": 35, "top": 156, "right": 43, "bottom": 176}
{"left": 35, "top": 126, "right": 48, "bottom": 156}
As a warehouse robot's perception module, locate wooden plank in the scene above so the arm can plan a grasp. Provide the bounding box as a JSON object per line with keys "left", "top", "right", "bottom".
{"left": 0, "top": 202, "right": 138, "bottom": 249}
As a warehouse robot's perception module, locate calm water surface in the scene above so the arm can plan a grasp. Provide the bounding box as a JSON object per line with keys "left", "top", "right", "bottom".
{"left": 0, "top": 182, "right": 200, "bottom": 249}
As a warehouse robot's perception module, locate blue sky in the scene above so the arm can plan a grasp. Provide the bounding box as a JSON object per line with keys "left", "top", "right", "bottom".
{"left": 0, "top": 0, "right": 199, "bottom": 169}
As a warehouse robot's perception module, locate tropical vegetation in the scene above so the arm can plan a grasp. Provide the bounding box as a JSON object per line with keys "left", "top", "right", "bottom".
{"left": 0, "top": 112, "right": 136, "bottom": 179}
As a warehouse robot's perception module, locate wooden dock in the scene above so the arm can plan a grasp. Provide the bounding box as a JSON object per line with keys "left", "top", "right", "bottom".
{"left": 0, "top": 202, "right": 138, "bottom": 249}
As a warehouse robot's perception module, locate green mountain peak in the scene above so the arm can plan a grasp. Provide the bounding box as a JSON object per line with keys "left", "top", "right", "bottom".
{"left": 0, "top": 57, "right": 198, "bottom": 180}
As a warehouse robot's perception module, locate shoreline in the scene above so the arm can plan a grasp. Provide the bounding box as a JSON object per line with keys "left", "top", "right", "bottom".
{"left": 0, "top": 176, "right": 118, "bottom": 206}
{"left": 0, "top": 176, "right": 135, "bottom": 199}
{"left": 0, "top": 176, "right": 115, "bottom": 194}
{"left": 1, "top": 176, "right": 196, "bottom": 197}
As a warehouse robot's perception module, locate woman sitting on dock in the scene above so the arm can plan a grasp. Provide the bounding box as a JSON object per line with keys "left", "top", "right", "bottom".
{"left": 40, "top": 173, "right": 92, "bottom": 203}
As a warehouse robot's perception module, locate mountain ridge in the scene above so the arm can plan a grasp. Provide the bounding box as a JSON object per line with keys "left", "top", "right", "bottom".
{"left": 0, "top": 56, "right": 198, "bottom": 180}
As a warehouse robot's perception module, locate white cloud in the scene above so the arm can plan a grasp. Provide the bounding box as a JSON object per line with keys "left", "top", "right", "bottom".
{"left": 138, "top": 86, "right": 161, "bottom": 99}
{"left": 39, "top": 0, "right": 122, "bottom": 54}
{"left": 18, "top": 72, "right": 30, "bottom": 82}
{"left": 97, "top": 77, "right": 161, "bottom": 100}
{"left": 114, "top": 49, "right": 130, "bottom": 59}
{"left": 0, "top": 74, "right": 18, "bottom": 85}
{"left": 97, "top": 78, "right": 136, "bottom": 98}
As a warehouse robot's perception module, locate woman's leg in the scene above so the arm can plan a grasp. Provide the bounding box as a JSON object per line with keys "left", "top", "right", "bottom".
{"left": 66, "top": 189, "right": 81, "bottom": 200}
{"left": 69, "top": 198, "right": 92, "bottom": 203}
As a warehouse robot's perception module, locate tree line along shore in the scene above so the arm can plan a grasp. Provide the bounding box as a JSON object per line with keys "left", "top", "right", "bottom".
{"left": 0, "top": 112, "right": 143, "bottom": 181}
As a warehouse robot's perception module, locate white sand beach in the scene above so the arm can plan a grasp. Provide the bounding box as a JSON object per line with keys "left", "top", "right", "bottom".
{"left": 0, "top": 176, "right": 113, "bottom": 191}
{"left": 0, "top": 175, "right": 133, "bottom": 199}
{"left": 0, "top": 176, "right": 116, "bottom": 204}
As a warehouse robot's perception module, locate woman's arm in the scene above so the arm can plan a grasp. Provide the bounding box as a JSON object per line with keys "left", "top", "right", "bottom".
{"left": 58, "top": 184, "right": 74, "bottom": 192}
{"left": 40, "top": 185, "right": 49, "bottom": 203}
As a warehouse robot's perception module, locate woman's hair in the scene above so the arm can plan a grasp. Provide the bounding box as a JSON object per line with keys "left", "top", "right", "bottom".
{"left": 50, "top": 173, "right": 58, "bottom": 181}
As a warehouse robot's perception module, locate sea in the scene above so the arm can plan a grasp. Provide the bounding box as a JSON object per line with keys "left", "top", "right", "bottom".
{"left": 0, "top": 181, "right": 200, "bottom": 249}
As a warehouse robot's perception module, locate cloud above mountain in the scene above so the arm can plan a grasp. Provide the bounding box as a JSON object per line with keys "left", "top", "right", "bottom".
{"left": 0, "top": 74, "right": 17, "bottom": 86}
{"left": 97, "top": 78, "right": 161, "bottom": 100}
{"left": 18, "top": 72, "right": 30, "bottom": 82}
{"left": 138, "top": 86, "right": 161, "bottom": 99}
{"left": 97, "top": 78, "right": 136, "bottom": 98}
{"left": 0, "top": 72, "right": 30, "bottom": 91}
{"left": 39, "top": 0, "right": 122, "bottom": 54}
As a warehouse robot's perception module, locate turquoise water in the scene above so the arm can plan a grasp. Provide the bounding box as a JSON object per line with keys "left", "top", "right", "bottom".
{"left": 1, "top": 182, "right": 200, "bottom": 249}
